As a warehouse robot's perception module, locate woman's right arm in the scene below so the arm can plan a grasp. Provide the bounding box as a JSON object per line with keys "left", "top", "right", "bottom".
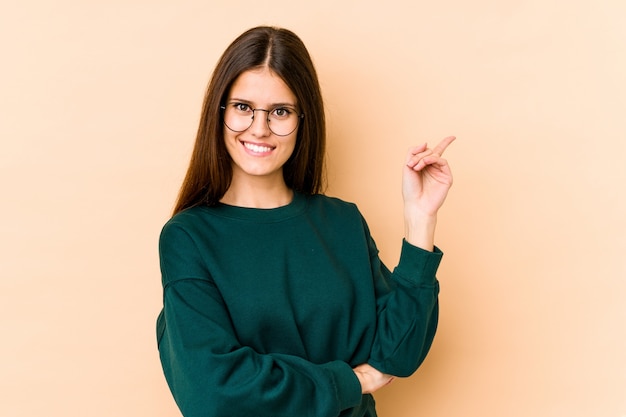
{"left": 157, "top": 222, "right": 362, "bottom": 417}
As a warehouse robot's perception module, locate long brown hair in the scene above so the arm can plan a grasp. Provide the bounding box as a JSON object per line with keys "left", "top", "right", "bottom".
{"left": 173, "top": 26, "right": 326, "bottom": 215}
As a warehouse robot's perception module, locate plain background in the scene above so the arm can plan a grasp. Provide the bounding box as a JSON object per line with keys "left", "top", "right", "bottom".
{"left": 1, "top": 1, "right": 624, "bottom": 416}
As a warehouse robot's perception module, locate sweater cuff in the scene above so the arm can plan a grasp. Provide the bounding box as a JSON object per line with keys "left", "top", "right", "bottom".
{"left": 320, "top": 360, "right": 362, "bottom": 412}
{"left": 393, "top": 239, "right": 443, "bottom": 287}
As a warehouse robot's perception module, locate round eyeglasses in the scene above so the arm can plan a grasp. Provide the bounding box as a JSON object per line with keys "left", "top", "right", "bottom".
{"left": 221, "top": 102, "right": 304, "bottom": 137}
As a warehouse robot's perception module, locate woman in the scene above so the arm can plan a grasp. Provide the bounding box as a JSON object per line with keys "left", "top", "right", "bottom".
{"left": 156, "top": 26, "right": 455, "bottom": 417}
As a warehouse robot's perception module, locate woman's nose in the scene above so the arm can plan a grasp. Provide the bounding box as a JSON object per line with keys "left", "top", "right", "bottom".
{"left": 249, "top": 109, "right": 271, "bottom": 136}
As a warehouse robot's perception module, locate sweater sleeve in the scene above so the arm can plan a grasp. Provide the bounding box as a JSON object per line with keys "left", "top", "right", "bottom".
{"left": 366, "top": 234, "right": 442, "bottom": 377}
{"left": 156, "top": 221, "right": 362, "bottom": 417}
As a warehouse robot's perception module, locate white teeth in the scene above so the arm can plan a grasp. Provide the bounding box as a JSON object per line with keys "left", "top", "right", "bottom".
{"left": 244, "top": 142, "right": 273, "bottom": 153}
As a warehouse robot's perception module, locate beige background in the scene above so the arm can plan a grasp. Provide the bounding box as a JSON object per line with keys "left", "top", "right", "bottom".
{"left": 1, "top": 1, "right": 625, "bottom": 416}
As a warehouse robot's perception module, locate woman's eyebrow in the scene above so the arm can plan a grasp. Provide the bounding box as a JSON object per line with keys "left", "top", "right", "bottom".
{"left": 228, "top": 97, "right": 297, "bottom": 108}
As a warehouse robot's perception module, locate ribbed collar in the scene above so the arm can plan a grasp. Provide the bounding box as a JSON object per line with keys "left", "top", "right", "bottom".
{"left": 202, "top": 192, "right": 308, "bottom": 223}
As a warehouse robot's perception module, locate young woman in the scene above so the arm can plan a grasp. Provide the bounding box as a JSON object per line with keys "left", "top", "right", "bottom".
{"left": 156, "top": 26, "right": 455, "bottom": 417}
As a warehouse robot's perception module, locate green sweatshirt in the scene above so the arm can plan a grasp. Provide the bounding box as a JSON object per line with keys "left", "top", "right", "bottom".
{"left": 156, "top": 193, "right": 442, "bottom": 417}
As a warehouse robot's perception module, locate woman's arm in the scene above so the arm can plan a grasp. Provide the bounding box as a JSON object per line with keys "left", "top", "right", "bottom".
{"left": 349, "top": 236, "right": 442, "bottom": 388}
{"left": 355, "top": 138, "right": 455, "bottom": 385}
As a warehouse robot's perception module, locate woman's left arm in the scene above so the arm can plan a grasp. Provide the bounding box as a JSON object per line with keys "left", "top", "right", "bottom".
{"left": 363, "top": 136, "right": 455, "bottom": 379}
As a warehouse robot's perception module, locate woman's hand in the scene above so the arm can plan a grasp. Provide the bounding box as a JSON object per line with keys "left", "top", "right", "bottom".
{"left": 353, "top": 363, "right": 395, "bottom": 394}
{"left": 402, "top": 136, "right": 455, "bottom": 250}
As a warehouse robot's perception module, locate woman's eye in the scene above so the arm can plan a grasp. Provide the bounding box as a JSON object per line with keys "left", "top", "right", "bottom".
{"left": 272, "top": 107, "right": 292, "bottom": 118}
{"left": 233, "top": 103, "right": 251, "bottom": 112}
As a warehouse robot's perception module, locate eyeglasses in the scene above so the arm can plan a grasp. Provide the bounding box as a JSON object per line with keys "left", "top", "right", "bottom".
{"left": 221, "top": 102, "right": 304, "bottom": 137}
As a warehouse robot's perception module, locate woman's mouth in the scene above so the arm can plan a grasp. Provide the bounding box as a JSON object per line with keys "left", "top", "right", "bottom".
{"left": 242, "top": 141, "right": 275, "bottom": 154}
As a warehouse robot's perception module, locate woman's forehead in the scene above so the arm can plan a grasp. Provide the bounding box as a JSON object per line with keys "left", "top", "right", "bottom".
{"left": 228, "top": 68, "right": 297, "bottom": 106}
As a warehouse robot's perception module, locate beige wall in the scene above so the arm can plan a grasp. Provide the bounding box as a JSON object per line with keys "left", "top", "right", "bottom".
{"left": 1, "top": 1, "right": 624, "bottom": 416}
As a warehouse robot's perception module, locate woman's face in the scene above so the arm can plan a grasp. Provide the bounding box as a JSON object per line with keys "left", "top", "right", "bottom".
{"left": 223, "top": 67, "right": 299, "bottom": 187}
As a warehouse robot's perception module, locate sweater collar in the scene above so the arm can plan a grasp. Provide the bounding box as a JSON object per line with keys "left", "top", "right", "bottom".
{"left": 209, "top": 192, "right": 308, "bottom": 222}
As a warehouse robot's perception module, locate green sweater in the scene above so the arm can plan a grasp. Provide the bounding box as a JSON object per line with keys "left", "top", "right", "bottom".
{"left": 156, "top": 193, "right": 442, "bottom": 417}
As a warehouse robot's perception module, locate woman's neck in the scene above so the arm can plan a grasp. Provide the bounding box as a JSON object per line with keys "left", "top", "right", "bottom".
{"left": 220, "top": 179, "right": 294, "bottom": 209}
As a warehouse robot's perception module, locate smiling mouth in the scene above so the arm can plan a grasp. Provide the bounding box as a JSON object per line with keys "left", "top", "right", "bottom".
{"left": 242, "top": 141, "right": 275, "bottom": 153}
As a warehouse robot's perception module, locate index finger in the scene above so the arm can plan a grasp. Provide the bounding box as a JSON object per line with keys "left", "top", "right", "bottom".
{"left": 432, "top": 136, "right": 456, "bottom": 156}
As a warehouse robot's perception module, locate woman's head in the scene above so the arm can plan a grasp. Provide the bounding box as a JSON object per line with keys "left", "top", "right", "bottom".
{"left": 174, "top": 26, "right": 326, "bottom": 213}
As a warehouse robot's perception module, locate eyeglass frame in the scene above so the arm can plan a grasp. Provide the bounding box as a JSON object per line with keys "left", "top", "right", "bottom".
{"left": 220, "top": 103, "right": 305, "bottom": 137}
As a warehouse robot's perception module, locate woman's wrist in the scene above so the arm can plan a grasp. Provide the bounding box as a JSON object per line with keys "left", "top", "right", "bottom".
{"left": 404, "top": 210, "right": 437, "bottom": 252}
